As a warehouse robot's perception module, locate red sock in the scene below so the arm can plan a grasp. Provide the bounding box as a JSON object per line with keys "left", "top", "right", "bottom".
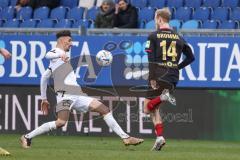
{"left": 147, "top": 97, "right": 162, "bottom": 111}
{"left": 155, "top": 123, "right": 163, "bottom": 136}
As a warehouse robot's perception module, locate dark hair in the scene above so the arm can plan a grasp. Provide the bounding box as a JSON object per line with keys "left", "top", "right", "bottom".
{"left": 56, "top": 30, "right": 71, "bottom": 39}
{"left": 117, "top": 0, "right": 129, "bottom": 3}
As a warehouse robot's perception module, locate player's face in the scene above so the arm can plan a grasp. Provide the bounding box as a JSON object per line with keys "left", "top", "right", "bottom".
{"left": 62, "top": 36, "right": 72, "bottom": 52}
{"left": 118, "top": 1, "right": 127, "bottom": 11}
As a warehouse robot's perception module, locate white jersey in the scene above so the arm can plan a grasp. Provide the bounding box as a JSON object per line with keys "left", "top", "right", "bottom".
{"left": 46, "top": 47, "right": 68, "bottom": 72}
{"left": 41, "top": 47, "right": 79, "bottom": 99}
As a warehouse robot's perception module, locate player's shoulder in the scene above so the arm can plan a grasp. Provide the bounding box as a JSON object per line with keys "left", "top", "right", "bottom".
{"left": 148, "top": 31, "right": 158, "bottom": 39}
{"left": 150, "top": 30, "right": 158, "bottom": 35}
{"left": 170, "top": 29, "right": 183, "bottom": 38}
{"left": 47, "top": 48, "right": 62, "bottom": 54}
{"left": 48, "top": 48, "right": 57, "bottom": 53}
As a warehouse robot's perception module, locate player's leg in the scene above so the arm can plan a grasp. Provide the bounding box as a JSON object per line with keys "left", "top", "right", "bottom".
{"left": 144, "top": 98, "right": 166, "bottom": 151}
{"left": 150, "top": 107, "right": 166, "bottom": 151}
{"left": 20, "top": 105, "right": 70, "bottom": 149}
{"left": 88, "top": 99, "right": 144, "bottom": 146}
{"left": 144, "top": 98, "right": 151, "bottom": 114}
{"left": 145, "top": 82, "right": 176, "bottom": 112}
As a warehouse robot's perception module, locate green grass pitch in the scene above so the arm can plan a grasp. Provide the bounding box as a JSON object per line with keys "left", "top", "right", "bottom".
{"left": 1, "top": 134, "right": 240, "bottom": 160}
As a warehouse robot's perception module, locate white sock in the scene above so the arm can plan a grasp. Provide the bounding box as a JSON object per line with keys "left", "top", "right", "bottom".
{"left": 103, "top": 112, "right": 129, "bottom": 139}
{"left": 25, "top": 121, "right": 57, "bottom": 139}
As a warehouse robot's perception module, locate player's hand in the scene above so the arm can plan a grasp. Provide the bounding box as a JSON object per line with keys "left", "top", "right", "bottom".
{"left": 115, "top": 4, "right": 119, "bottom": 14}
{"left": 0, "top": 48, "right": 11, "bottom": 59}
{"left": 41, "top": 99, "right": 50, "bottom": 115}
{"left": 150, "top": 80, "right": 158, "bottom": 90}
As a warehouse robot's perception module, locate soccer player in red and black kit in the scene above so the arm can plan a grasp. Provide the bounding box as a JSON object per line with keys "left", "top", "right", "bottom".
{"left": 144, "top": 8, "right": 195, "bottom": 151}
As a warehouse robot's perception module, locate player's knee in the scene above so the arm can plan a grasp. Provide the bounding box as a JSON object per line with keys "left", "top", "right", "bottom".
{"left": 144, "top": 101, "right": 153, "bottom": 114}
{"left": 144, "top": 107, "right": 150, "bottom": 114}
{"left": 55, "top": 119, "right": 67, "bottom": 128}
{"left": 98, "top": 103, "right": 110, "bottom": 115}
{"left": 89, "top": 99, "right": 110, "bottom": 115}
{"left": 101, "top": 102, "right": 110, "bottom": 112}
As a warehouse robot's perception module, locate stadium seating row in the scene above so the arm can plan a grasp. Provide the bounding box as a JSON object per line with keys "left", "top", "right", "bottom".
{"left": 0, "top": 0, "right": 79, "bottom": 8}
{"left": 130, "top": 0, "right": 240, "bottom": 9}
{"left": 1, "top": 6, "right": 240, "bottom": 24}
{"left": 0, "top": 6, "right": 89, "bottom": 21}
{"left": 0, "top": 0, "right": 240, "bottom": 9}
{"left": 0, "top": 19, "right": 90, "bottom": 28}
{"left": 146, "top": 19, "right": 239, "bottom": 29}
{"left": 139, "top": 7, "right": 240, "bottom": 22}
{"left": 0, "top": 18, "right": 238, "bottom": 29}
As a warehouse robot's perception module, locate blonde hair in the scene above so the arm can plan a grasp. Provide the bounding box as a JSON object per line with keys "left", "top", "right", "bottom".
{"left": 155, "top": 8, "right": 171, "bottom": 29}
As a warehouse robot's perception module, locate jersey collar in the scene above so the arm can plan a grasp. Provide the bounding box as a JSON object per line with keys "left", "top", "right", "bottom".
{"left": 159, "top": 27, "right": 172, "bottom": 31}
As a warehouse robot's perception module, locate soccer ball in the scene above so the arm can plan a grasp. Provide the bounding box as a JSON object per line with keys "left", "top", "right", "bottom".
{"left": 96, "top": 50, "right": 113, "bottom": 66}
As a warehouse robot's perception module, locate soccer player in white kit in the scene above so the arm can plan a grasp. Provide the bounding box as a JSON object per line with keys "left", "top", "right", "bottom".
{"left": 20, "top": 30, "right": 144, "bottom": 148}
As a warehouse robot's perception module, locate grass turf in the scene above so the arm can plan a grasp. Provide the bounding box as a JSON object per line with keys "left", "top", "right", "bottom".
{"left": 0, "top": 134, "right": 240, "bottom": 160}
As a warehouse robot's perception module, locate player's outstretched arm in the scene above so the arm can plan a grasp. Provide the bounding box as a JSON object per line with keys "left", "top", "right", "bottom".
{"left": 0, "top": 48, "right": 11, "bottom": 59}
{"left": 40, "top": 69, "right": 51, "bottom": 115}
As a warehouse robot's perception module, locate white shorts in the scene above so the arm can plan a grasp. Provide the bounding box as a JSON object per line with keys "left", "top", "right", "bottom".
{"left": 56, "top": 94, "right": 94, "bottom": 113}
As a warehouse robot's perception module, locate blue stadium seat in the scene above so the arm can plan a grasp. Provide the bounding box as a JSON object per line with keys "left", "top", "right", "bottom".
{"left": 138, "top": 7, "right": 154, "bottom": 22}
{"left": 181, "top": 20, "right": 199, "bottom": 29}
{"left": 218, "top": 20, "right": 238, "bottom": 29}
{"left": 0, "top": 6, "right": 15, "bottom": 20}
{"left": 203, "top": 0, "right": 221, "bottom": 8}
{"left": 202, "top": 20, "right": 219, "bottom": 29}
{"left": 169, "top": 19, "right": 181, "bottom": 30}
{"left": 50, "top": 6, "right": 67, "bottom": 20}
{"left": 67, "top": 7, "right": 85, "bottom": 20}
{"left": 10, "top": 0, "right": 17, "bottom": 6}
{"left": 148, "top": 0, "right": 165, "bottom": 8}
{"left": 230, "top": 8, "right": 240, "bottom": 21}
{"left": 131, "top": 0, "right": 147, "bottom": 8}
{"left": 72, "top": 19, "right": 89, "bottom": 28}
{"left": 0, "top": 0, "right": 9, "bottom": 8}
{"left": 37, "top": 19, "right": 56, "bottom": 28}
{"left": 20, "top": 19, "right": 38, "bottom": 28}
{"left": 2, "top": 19, "right": 20, "bottom": 28}
{"left": 60, "top": 0, "right": 79, "bottom": 8}
{"left": 33, "top": 6, "right": 50, "bottom": 19}
{"left": 16, "top": 6, "right": 33, "bottom": 20}
{"left": 167, "top": 0, "right": 183, "bottom": 8}
{"left": 175, "top": 7, "right": 192, "bottom": 21}
{"left": 192, "top": 7, "right": 211, "bottom": 21}
{"left": 222, "top": 0, "right": 239, "bottom": 8}
{"left": 185, "top": 0, "right": 202, "bottom": 8}
{"left": 211, "top": 7, "right": 229, "bottom": 21}
{"left": 138, "top": 20, "right": 145, "bottom": 28}
{"left": 0, "top": 19, "right": 4, "bottom": 27}
{"left": 145, "top": 20, "right": 155, "bottom": 29}
{"left": 85, "top": 7, "right": 99, "bottom": 21}
{"left": 55, "top": 19, "right": 73, "bottom": 28}
{"left": 169, "top": 7, "right": 176, "bottom": 19}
